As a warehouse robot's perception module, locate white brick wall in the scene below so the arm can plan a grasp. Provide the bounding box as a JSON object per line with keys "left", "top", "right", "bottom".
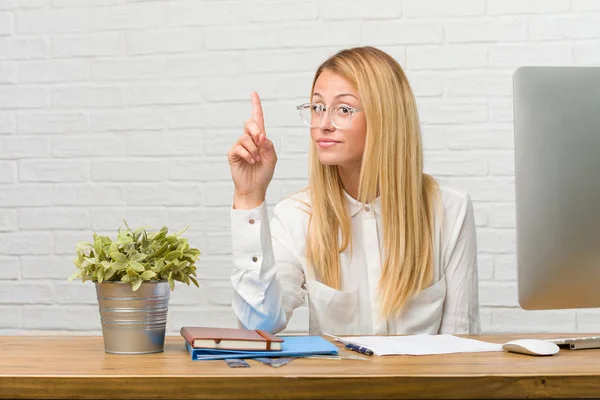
{"left": 1, "top": 0, "right": 598, "bottom": 336}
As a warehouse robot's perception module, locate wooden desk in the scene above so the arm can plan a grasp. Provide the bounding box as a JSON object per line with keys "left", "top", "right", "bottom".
{"left": 2, "top": 334, "right": 600, "bottom": 399}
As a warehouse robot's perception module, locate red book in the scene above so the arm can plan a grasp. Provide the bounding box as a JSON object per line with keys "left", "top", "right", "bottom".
{"left": 180, "top": 327, "right": 283, "bottom": 351}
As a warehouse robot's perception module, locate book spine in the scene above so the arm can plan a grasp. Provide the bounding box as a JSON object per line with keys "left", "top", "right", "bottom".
{"left": 180, "top": 327, "right": 193, "bottom": 346}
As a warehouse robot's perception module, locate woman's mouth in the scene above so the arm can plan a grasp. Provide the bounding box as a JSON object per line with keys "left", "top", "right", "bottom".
{"left": 316, "top": 139, "right": 341, "bottom": 149}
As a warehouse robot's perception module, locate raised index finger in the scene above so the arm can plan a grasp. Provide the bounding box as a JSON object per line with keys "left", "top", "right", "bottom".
{"left": 251, "top": 91, "right": 266, "bottom": 136}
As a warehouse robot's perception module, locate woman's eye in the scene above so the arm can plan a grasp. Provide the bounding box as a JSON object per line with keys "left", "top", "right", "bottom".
{"left": 338, "top": 106, "right": 351, "bottom": 114}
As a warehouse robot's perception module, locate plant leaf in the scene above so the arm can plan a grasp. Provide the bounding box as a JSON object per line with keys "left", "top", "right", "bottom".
{"left": 152, "top": 226, "right": 168, "bottom": 242}
{"left": 153, "top": 259, "right": 164, "bottom": 273}
{"left": 126, "top": 268, "right": 139, "bottom": 278}
{"left": 189, "top": 276, "right": 199, "bottom": 288}
{"left": 117, "top": 231, "right": 134, "bottom": 245}
{"left": 163, "top": 260, "right": 175, "bottom": 273}
{"left": 141, "top": 270, "right": 156, "bottom": 280}
{"left": 76, "top": 242, "right": 93, "bottom": 253}
{"left": 109, "top": 252, "right": 127, "bottom": 263}
{"left": 164, "top": 235, "right": 178, "bottom": 244}
{"left": 175, "top": 225, "right": 189, "bottom": 237}
{"left": 111, "top": 261, "right": 128, "bottom": 271}
{"left": 130, "top": 253, "right": 147, "bottom": 263}
{"left": 184, "top": 249, "right": 200, "bottom": 257}
{"left": 104, "top": 268, "right": 116, "bottom": 280}
{"left": 109, "top": 242, "right": 119, "bottom": 254}
{"left": 132, "top": 277, "right": 143, "bottom": 291}
{"left": 94, "top": 240, "right": 103, "bottom": 256}
{"left": 129, "top": 261, "right": 146, "bottom": 272}
{"left": 153, "top": 242, "right": 169, "bottom": 258}
{"left": 164, "top": 250, "right": 183, "bottom": 261}
{"left": 68, "top": 270, "right": 82, "bottom": 281}
{"left": 173, "top": 260, "right": 186, "bottom": 272}
{"left": 98, "top": 267, "right": 104, "bottom": 283}
{"left": 122, "top": 219, "right": 133, "bottom": 233}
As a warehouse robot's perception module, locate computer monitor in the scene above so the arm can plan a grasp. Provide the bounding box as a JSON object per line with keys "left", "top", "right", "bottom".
{"left": 513, "top": 66, "right": 600, "bottom": 310}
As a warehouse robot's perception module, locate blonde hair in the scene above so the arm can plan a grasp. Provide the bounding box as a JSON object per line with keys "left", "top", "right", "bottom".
{"left": 305, "top": 46, "right": 440, "bottom": 318}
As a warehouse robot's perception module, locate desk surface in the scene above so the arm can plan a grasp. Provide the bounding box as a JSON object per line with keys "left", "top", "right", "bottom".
{"left": 2, "top": 334, "right": 600, "bottom": 399}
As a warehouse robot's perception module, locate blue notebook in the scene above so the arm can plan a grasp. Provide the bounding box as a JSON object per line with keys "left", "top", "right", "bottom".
{"left": 185, "top": 335, "right": 338, "bottom": 361}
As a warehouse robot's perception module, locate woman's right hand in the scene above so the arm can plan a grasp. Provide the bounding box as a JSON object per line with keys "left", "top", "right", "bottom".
{"left": 228, "top": 91, "right": 277, "bottom": 209}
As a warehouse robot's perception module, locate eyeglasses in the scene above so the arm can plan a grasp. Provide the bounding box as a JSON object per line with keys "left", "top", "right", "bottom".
{"left": 296, "top": 102, "right": 363, "bottom": 129}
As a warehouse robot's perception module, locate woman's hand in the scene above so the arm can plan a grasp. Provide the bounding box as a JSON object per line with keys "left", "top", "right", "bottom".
{"left": 228, "top": 91, "right": 277, "bottom": 209}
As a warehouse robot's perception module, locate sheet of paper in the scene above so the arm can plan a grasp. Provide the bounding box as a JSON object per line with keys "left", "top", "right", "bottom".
{"left": 335, "top": 334, "right": 504, "bottom": 356}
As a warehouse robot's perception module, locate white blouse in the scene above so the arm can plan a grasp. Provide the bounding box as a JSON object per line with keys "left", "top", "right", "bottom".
{"left": 230, "top": 185, "right": 481, "bottom": 336}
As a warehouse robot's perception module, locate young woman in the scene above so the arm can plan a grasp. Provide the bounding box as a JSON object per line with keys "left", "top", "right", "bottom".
{"left": 227, "top": 46, "right": 480, "bottom": 335}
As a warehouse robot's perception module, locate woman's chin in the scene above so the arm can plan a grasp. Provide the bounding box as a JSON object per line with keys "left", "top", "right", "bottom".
{"left": 317, "top": 154, "right": 343, "bottom": 166}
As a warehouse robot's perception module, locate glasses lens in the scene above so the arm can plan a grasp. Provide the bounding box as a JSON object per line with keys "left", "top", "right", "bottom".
{"left": 331, "top": 105, "right": 352, "bottom": 129}
{"left": 299, "top": 104, "right": 320, "bottom": 128}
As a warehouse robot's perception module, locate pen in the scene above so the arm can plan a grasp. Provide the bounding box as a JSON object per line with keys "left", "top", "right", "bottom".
{"left": 322, "top": 333, "right": 375, "bottom": 356}
{"left": 344, "top": 343, "right": 374, "bottom": 356}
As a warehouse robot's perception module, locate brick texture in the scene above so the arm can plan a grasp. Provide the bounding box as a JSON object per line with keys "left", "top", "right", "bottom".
{"left": 1, "top": 0, "right": 598, "bottom": 335}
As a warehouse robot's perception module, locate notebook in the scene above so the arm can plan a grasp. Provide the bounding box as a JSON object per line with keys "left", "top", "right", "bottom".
{"left": 184, "top": 335, "right": 339, "bottom": 361}
{"left": 180, "top": 327, "right": 283, "bottom": 351}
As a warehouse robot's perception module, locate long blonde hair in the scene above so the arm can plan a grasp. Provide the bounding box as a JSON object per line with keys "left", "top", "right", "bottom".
{"left": 305, "top": 46, "right": 440, "bottom": 318}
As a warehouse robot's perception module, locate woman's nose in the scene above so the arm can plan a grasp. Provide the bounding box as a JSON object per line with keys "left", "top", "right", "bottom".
{"left": 318, "top": 111, "right": 335, "bottom": 131}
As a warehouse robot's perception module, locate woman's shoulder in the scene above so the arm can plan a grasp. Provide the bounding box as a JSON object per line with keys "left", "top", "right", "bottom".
{"left": 438, "top": 184, "right": 471, "bottom": 210}
{"left": 436, "top": 184, "right": 473, "bottom": 228}
{"left": 270, "top": 189, "right": 311, "bottom": 245}
{"left": 273, "top": 188, "right": 311, "bottom": 220}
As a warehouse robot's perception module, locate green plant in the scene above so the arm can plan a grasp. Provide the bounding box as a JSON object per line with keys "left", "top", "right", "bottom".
{"left": 69, "top": 220, "right": 201, "bottom": 291}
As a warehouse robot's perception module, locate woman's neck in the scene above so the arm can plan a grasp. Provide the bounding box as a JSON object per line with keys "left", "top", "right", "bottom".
{"left": 337, "top": 163, "right": 361, "bottom": 200}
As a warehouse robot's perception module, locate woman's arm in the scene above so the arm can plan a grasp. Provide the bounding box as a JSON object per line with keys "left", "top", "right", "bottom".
{"left": 230, "top": 201, "right": 306, "bottom": 333}
{"left": 439, "top": 193, "right": 481, "bottom": 334}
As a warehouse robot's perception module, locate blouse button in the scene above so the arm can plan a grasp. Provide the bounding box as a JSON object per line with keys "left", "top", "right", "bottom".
{"left": 252, "top": 256, "right": 258, "bottom": 262}
{"left": 364, "top": 206, "right": 371, "bottom": 213}
{"left": 249, "top": 218, "right": 255, "bottom": 225}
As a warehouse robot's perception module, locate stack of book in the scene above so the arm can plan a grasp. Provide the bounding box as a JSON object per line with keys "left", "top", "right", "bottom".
{"left": 180, "top": 327, "right": 338, "bottom": 361}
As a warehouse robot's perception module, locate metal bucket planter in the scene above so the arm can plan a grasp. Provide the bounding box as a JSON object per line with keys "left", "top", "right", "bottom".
{"left": 95, "top": 281, "right": 170, "bottom": 354}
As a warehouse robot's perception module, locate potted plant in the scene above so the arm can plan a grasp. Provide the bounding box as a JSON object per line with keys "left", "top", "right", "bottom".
{"left": 69, "top": 221, "right": 201, "bottom": 354}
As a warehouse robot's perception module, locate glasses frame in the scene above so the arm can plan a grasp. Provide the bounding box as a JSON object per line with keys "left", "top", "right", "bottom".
{"left": 296, "top": 102, "right": 363, "bottom": 129}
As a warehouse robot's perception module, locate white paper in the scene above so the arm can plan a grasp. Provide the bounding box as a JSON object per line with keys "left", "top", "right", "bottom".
{"left": 335, "top": 334, "right": 504, "bottom": 356}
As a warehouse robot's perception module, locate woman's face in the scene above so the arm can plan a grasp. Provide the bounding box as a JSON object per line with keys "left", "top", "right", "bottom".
{"left": 310, "top": 70, "right": 367, "bottom": 170}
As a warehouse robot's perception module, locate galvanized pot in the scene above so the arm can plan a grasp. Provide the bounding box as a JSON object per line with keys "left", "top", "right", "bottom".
{"left": 95, "top": 281, "right": 170, "bottom": 354}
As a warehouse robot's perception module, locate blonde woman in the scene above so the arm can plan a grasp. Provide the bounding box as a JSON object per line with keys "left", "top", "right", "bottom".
{"left": 227, "top": 46, "right": 480, "bottom": 335}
